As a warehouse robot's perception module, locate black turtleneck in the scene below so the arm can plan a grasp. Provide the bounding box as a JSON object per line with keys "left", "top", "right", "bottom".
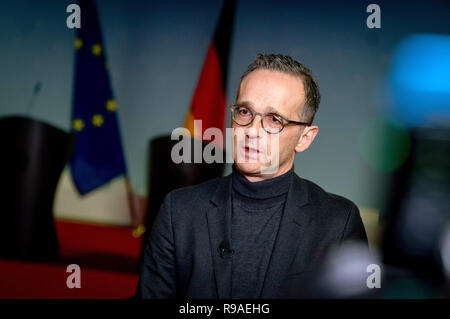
{"left": 230, "top": 165, "right": 294, "bottom": 299}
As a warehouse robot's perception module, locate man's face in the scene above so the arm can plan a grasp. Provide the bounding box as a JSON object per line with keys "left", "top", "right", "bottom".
{"left": 232, "top": 69, "right": 309, "bottom": 181}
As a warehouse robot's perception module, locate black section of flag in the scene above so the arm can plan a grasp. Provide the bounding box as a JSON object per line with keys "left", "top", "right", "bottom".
{"left": 212, "top": 0, "right": 237, "bottom": 91}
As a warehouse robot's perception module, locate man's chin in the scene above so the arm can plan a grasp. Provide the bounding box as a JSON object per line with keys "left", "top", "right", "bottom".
{"left": 234, "top": 162, "right": 262, "bottom": 175}
{"left": 234, "top": 159, "right": 282, "bottom": 177}
{"left": 235, "top": 162, "right": 280, "bottom": 177}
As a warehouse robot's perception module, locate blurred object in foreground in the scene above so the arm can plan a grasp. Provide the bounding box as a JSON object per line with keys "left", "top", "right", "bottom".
{"left": 382, "top": 127, "right": 450, "bottom": 285}
{"left": 281, "top": 241, "right": 381, "bottom": 298}
{"left": 389, "top": 33, "right": 450, "bottom": 127}
{"left": 359, "top": 117, "right": 412, "bottom": 174}
{"left": 289, "top": 127, "right": 450, "bottom": 298}
{"left": 283, "top": 239, "right": 446, "bottom": 299}
{"left": 308, "top": 241, "right": 381, "bottom": 298}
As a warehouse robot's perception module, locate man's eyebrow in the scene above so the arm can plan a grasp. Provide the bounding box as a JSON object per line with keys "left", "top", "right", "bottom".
{"left": 264, "top": 105, "right": 279, "bottom": 114}
{"left": 235, "top": 100, "right": 253, "bottom": 108}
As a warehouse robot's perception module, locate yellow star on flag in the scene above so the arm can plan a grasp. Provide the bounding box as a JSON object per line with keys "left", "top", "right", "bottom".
{"left": 74, "top": 38, "right": 83, "bottom": 50}
{"left": 92, "top": 44, "right": 102, "bottom": 56}
{"left": 106, "top": 99, "right": 117, "bottom": 112}
{"left": 92, "top": 114, "right": 104, "bottom": 127}
{"left": 132, "top": 224, "right": 146, "bottom": 238}
{"left": 72, "top": 118, "right": 84, "bottom": 131}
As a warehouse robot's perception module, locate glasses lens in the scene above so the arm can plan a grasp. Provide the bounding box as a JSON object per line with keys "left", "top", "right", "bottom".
{"left": 263, "top": 114, "right": 283, "bottom": 133}
{"left": 233, "top": 106, "right": 253, "bottom": 125}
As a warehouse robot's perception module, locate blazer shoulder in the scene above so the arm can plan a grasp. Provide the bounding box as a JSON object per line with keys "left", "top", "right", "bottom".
{"left": 299, "top": 176, "right": 358, "bottom": 213}
{"left": 298, "top": 176, "right": 367, "bottom": 242}
{"left": 167, "top": 175, "right": 227, "bottom": 204}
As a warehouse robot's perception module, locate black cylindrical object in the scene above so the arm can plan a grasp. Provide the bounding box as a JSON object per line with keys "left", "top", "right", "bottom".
{"left": 0, "top": 116, "right": 73, "bottom": 261}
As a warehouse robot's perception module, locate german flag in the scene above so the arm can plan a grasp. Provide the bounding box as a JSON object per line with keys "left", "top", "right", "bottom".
{"left": 183, "top": 0, "right": 236, "bottom": 148}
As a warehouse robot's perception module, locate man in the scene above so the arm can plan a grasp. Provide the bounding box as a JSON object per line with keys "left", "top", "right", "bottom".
{"left": 136, "top": 54, "right": 368, "bottom": 299}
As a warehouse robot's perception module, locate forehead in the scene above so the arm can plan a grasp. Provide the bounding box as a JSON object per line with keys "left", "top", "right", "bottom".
{"left": 237, "top": 69, "right": 306, "bottom": 116}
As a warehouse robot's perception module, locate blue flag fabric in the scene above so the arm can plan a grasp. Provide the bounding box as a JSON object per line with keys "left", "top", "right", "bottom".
{"left": 70, "top": 0, "right": 126, "bottom": 195}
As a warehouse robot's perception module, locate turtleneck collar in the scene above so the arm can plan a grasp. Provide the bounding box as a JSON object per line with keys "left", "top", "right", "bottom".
{"left": 231, "top": 164, "right": 294, "bottom": 200}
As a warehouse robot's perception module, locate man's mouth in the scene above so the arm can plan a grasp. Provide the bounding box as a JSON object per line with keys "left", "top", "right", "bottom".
{"left": 243, "top": 146, "right": 261, "bottom": 154}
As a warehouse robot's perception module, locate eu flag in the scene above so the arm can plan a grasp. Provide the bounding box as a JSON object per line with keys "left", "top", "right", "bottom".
{"left": 70, "top": 0, "right": 126, "bottom": 195}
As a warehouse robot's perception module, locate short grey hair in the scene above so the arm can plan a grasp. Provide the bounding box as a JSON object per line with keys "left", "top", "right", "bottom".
{"left": 238, "top": 53, "right": 321, "bottom": 124}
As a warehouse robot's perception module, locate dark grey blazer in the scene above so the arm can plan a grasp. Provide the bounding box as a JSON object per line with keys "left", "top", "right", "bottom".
{"left": 136, "top": 173, "right": 368, "bottom": 299}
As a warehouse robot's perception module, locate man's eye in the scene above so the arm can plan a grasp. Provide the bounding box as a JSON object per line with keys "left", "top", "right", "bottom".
{"left": 238, "top": 108, "right": 250, "bottom": 116}
{"left": 270, "top": 115, "right": 282, "bottom": 123}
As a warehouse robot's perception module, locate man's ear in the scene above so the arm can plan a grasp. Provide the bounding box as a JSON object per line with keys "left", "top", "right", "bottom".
{"left": 295, "top": 125, "right": 319, "bottom": 153}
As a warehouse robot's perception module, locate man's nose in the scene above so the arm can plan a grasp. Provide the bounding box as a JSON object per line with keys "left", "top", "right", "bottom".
{"left": 245, "top": 114, "right": 263, "bottom": 138}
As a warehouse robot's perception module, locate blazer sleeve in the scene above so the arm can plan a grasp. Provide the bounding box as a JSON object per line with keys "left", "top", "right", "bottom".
{"left": 135, "top": 193, "right": 178, "bottom": 298}
{"left": 340, "top": 203, "right": 369, "bottom": 247}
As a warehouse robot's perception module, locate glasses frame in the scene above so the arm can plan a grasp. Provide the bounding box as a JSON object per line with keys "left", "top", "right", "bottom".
{"left": 229, "top": 104, "right": 310, "bottom": 134}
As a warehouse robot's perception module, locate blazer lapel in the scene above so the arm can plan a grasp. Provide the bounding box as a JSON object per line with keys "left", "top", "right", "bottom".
{"left": 260, "top": 174, "right": 312, "bottom": 298}
{"left": 205, "top": 175, "right": 233, "bottom": 299}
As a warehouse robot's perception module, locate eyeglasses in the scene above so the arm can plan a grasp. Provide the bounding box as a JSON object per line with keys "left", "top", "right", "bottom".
{"left": 229, "top": 104, "right": 310, "bottom": 134}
